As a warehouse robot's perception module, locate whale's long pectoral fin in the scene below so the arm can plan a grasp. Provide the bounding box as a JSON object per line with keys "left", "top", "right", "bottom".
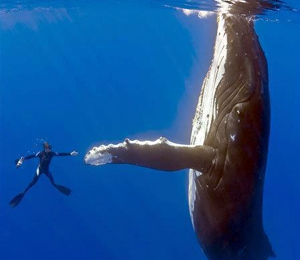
{"left": 84, "top": 137, "right": 216, "bottom": 173}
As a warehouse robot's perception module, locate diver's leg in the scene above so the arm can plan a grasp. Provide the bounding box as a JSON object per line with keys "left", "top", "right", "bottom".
{"left": 10, "top": 168, "right": 41, "bottom": 207}
{"left": 23, "top": 171, "right": 40, "bottom": 193}
{"left": 46, "top": 171, "right": 71, "bottom": 196}
{"left": 46, "top": 170, "right": 56, "bottom": 186}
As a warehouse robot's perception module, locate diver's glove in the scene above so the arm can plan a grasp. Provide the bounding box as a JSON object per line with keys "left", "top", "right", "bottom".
{"left": 71, "top": 151, "right": 78, "bottom": 156}
{"left": 16, "top": 157, "right": 24, "bottom": 168}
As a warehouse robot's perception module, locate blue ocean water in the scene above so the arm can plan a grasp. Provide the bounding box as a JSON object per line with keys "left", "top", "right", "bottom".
{"left": 0, "top": 1, "right": 299, "bottom": 260}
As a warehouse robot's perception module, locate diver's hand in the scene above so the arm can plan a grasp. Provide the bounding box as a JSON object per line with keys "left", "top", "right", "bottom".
{"left": 71, "top": 151, "right": 78, "bottom": 156}
{"left": 16, "top": 157, "right": 24, "bottom": 168}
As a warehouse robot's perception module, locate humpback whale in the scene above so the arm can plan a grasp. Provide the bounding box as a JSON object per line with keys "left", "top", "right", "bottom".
{"left": 85, "top": 0, "right": 280, "bottom": 259}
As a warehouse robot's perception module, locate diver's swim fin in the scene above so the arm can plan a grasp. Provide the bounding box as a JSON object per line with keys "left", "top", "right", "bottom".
{"left": 10, "top": 192, "right": 25, "bottom": 207}
{"left": 55, "top": 184, "right": 71, "bottom": 196}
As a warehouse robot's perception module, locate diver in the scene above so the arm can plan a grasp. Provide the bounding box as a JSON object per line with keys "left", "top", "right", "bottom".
{"left": 10, "top": 142, "right": 79, "bottom": 207}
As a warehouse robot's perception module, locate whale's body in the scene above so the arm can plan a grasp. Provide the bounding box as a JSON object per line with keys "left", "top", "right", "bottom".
{"left": 188, "top": 10, "right": 273, "bottom": 259}
{"left": 84, "top": 1, "right": 276, "bottom": 259}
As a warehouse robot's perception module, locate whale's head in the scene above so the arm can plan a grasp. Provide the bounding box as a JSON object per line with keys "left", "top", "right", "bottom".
{"left": 216, "top": 0, "right": 283, "bottom": 15}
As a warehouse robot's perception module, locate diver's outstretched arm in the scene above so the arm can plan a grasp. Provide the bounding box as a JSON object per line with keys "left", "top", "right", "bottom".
{"left": 15, "top": 153, "right": 39, "bottom": 168}
{"left": 54, "top": 151, "right": 78, "bottom": 156}
{"left": 84, "top": 137, "right": 216, "bottom": 173}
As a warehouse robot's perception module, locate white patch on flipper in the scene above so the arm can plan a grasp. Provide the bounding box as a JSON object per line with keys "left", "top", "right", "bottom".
{"left": 84, "top": 145, "right": 115, "bottom": 166}
{"left": 87, "top": 151, "right": 113, "bottom": 166}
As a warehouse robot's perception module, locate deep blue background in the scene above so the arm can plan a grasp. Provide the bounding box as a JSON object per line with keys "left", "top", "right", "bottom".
{"left": 0, "top": 1, "right": 299, "bottom": 260}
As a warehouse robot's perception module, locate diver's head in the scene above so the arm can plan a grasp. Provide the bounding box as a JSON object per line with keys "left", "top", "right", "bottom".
{"left": 43, "top": 142, "right": 52, "bottom": 152}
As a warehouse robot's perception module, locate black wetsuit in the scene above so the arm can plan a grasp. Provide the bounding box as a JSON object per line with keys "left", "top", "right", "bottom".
{"left": 25, "top": 151, "right": 71, "bottom": 174}
{"left": 23, "top": 151, "right": 71, "bottom": 193}
{"left": 10, "top": 150, "right": 72, "bottom": 207}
